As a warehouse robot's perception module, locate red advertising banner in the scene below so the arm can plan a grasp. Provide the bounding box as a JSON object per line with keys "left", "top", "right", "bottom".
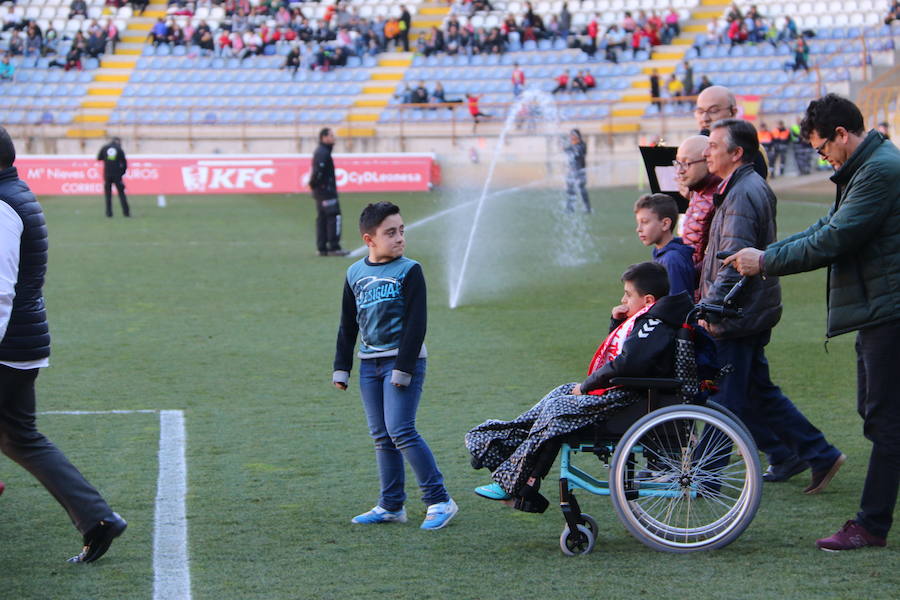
{"left": 15, "top": 153, "right": 438, "bottom": 196}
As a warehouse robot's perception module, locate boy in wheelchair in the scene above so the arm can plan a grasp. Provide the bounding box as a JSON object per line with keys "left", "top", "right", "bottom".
{"left": 466, "top": 262, "right": 696, "bottom": 508}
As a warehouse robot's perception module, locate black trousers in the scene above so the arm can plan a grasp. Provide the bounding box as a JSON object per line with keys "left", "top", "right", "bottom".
{"left": 315, "top": 198, "right": 342, "bottom": 252}
{"left": 0, "top": 365, "right": 111, "bottom": 535}
{"left": 855, "top": 320, "right": 900, "bottom": 538}
{"left": 104, "top": 178, "right": 130, "bottom": 217}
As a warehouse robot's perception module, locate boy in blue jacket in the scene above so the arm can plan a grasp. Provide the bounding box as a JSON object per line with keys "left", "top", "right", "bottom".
{"left": 333, "top": 201, "right": 457, "bottom": 530}
{"left": 634, "top": 193, "right": 697, "bottom": 296}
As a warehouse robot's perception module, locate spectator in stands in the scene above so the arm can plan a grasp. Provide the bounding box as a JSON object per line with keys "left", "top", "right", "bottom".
{"left": 7, "top": 31, "right": 24, "bottom": 56}
{"left": 511, "top": 62, "right": 525, "bottom": 97}
{"left": 791, "top": 36, "right": 810, "bottom": 73}
{"left": 776, "top": 15, "right": 798, "bottom": 46}
{"left": 585, "top": 13, "right": 600, "bottom": 58}
{"left": 241, "top": 28, "right": 264, "bottom": 60}
{"left": 466, "top": 93, "right": 489, "bottom": 132}
{"left": 1, "top": 6, "right": 20, "bottom": 32}
{"left": 400, "top": 5, "right": 411, "bottom": 52}
{"left": 582, "top": 69, "right": 596, "bottom": 90}
{"left": 483, "top": 27, "right": 505, "bottom": 54}
{"left": 24, "top": 23, "right": 42, "bottom": 65}
{"left": 885, "top": 1, "right": 900, "bottom": 24}
{"left": 706, "top": 17, "right": 723, "bottom": 44}
{"left": 604, "top": 25, "right": 626, "bottom": 63}
{"left": 560, "top": 3, "right": 571, "bottom": 39}
{"left": 422, "top": 26, "right": 445, "bottom": 56}
{"left": 69, "top": 0, "right": 88, "bottom": 19}
{"left": 411, "top": 81, "right": 429, "bottom": 106}
{"left": 501, "top": 13, "right": 520, "bottom": 46}
{"left": 283, "top": 45, "right": 301, "bottom": 76}
{"left": 149, "top": 18, "right": 169, "bottom": 46}
{"left": 384, "top": 17, "right": 401, "bottom": 50}
{"left": 696, "top": 74, "right": 713, "bottom": 94}
{"left": 132, "top": 0, "right": 149, "bottom": 16}
{"left": 42, "top": 26, "right": 59, "bottom": 57}
{"left": 0, "top": 56, "right": 14, "bottom": 81}
{"left": 106, "top": 20, "right": 120, "bottom": 54}
{"left": 666, "top": 73, "right": 684, "bottom": 106}
{"left": 48, "top": 45, "right": 82, "bottom": 71}
{"left": 649, "top": 68, "right": 661, "bottom": 109}
{"left": 472, "top": 0, "right": 492, "bottom": 12}
{"left": 681, "top": 60, "right": 694, "bottom": 96}
{"left": 551, "top": 69, "right": 569, "bottom": 94}
{"left": 663, "top": 7, "right": 680, "bottom": 44}
{"left": 85, "top": 29, "right": 107, "bottom": 60}
{"left": 727, "top": 18, "right": 748, "bottom": 51}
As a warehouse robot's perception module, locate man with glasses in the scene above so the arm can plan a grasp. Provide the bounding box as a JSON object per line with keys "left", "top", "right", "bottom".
{"left": 701, "top": 118, "right": 845, "bottom": 497}
{"left": 726, "top": 94, "right": 900, "bottom": 552}
{"left": 694, "top": 85, "right": 768, "bottom": 179}
{"left": 675, "top": 135, "right": 720, "bottom": 271}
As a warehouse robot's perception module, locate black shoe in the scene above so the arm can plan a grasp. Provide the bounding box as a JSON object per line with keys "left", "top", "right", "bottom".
{"left": 316, "top": 250, "right": 328, "bottom": 257}
{"left": 762, "top": 456, "right": 809, "bottom": 482}
{"left": 68, "top": 512, "right": 127, "bottom": 563}
{"left": 327, "top": 249, "right": 350, "bottom": 256}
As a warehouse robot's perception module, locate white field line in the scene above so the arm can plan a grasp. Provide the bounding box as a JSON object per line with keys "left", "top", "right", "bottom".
{"left": 153, "top": 409, "right": 192, "bottom": 600}
{"left": 38, "top": 409, "right": 191, "bottom": 600}
{"left": 348, "top": 179, "right": 548, "bottom": 258}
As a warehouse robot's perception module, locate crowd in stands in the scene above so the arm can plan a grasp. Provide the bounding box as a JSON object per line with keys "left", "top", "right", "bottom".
{"left": 1, "top": 4, "right": 119, "bottom": 74}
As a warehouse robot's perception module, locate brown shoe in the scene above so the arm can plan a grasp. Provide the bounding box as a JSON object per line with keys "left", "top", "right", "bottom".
{"left": 816, "top": 520, "right": 886, "bottom": 551}
{"left": 804, "top": 453, "right": 846, "bottom": 494}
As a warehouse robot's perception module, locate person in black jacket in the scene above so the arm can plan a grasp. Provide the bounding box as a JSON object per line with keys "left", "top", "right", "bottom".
{"left": 468, "top": 262, "right": 695, "bottom": 501}
{"left": 309, "top": 128, "right": 347, "bottom": 256}
{"left": 0, "top": 127, "right": 126, "bottom": 563}
{"left": 96, "top": 137, "right": 130, "bottom": 218}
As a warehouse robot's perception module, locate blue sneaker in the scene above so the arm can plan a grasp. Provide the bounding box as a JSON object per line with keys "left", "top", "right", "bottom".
{"left": 474, "top": 482, "right": 512, "bottom": 501}
{"left": 420, "top": 498, "right": 459, "bottom": 530}
{"left": 351, "top": 505, "right": 407, "bottom": 524}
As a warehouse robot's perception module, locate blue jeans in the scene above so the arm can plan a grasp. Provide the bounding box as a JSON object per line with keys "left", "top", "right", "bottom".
{"left": 713, "top": 330, "right": 841, "bottom": 471}
{"left": 358, "top": 357, "right": 449, "bottom": 511}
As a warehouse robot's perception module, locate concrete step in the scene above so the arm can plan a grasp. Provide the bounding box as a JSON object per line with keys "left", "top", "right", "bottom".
{"left": 100, "top": 58, "right": 137, "bottom": 68}
{"left": 66, "top": 128, "right": 107, "bottom": 138}
{"left": 94, "top": 73, "right": 131, "bottom": 82}
{"left": 600, "top": 122, "right": 640, "bottom": 133}
{"left": 347, "top": 113, "right": 380, "bottom": 122}
{"left": 370, "top": 72, "right": 405, "bottom": 81}
{"left": 354, "top": 99, "right": 390, "bottom": 107}
{"left": 362, "top": 85, "right": 398, "bottom": 94}
{"left": 336, "top": 127, "right": 376, "bottom": 137}
{"left": 87, "top": 87, "right": 124, "bottom": 96}
{"left": 73, "top": 114, "right": 111, "bottom": 123}
{"left": 81, "top": 100, "right": 118, "bottom": 109}
{"left": 378, "top": 57, "right": 413, "bottom": 67}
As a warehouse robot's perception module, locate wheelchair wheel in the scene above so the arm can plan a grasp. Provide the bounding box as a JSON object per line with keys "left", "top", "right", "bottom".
{"left": 705, "top": 399, "right": 753, "bottom": 443}
{"left": 560, "top": 524, "right": 595, "bottom": 556}
{"left": 580, "top": 513, "right": 599, "bottom": 539}
{"left": 608, "top": 405, "right": 762, "bottom": 553}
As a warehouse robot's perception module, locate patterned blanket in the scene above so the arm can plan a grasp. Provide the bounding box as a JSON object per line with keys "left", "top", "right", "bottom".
{"left": 465, "top": 383, "right": 641, "bottom": 496}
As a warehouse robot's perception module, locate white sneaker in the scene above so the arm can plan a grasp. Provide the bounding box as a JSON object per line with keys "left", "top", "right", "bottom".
{"left": 351, "top": 505, "right": 408, "bottom": 524}
{"left": 420, "top": 498, "right": 459, "bottom": 530}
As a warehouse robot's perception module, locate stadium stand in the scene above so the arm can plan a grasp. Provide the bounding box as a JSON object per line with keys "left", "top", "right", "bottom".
{"left": 0, "top": 0, "right": 896, "bottom": 146}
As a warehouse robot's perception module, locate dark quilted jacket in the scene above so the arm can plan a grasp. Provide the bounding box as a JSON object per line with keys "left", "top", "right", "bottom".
{"left": 765, "top": 130, "right": 900, "bottom": 337}
{"left": 699, "top": 163, "right": 783, "bottom": 339}
{"left": 0, "top": 166, "right": 51, "bottom": 361}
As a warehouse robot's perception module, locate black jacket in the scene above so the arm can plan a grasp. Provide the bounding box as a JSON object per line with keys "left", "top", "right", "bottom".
{"left": 581, "top": 292, "right": 694, "bottom": 393}
{"left": 97, "top": 141, "right": 127, "bottom": 181}
{"left": 700, "top": 163, "right": 782, "bottom": 339}
{"left": 0, "top": 166, "right": 51, "bottom": 361}
{"left": 309, "top": 142, "right": 337, "bottom": 201}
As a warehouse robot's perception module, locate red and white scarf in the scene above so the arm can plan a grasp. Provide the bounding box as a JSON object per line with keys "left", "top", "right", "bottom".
{"left": 585, "top": 303, "right": 653, "bottom": 395}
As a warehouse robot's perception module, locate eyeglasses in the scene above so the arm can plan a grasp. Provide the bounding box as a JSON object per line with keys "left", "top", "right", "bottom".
{"left": 673, "top": 159, "right": 706, "bottom": 170}
{"left": 814, "top": 136, "right": 833, "bottom": 157}
{"left": 693, "top": 105, "right": 733, "bottom": 118}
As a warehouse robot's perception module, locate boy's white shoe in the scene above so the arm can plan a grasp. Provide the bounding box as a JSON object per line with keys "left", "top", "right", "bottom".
{"left": 420, "top": 498, "right": 459, "bottom": 530}
{"left": 351, "top": 505, "right": 408, "bottom": 524}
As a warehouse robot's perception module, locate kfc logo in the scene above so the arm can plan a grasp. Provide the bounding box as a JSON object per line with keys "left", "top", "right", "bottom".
{"left": 181, "top": 162, "right": 276, "bottom": 192}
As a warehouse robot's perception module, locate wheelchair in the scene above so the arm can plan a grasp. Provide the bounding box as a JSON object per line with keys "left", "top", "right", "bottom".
{"left": 518, "top": 288, "right": 762, "bottom": 556}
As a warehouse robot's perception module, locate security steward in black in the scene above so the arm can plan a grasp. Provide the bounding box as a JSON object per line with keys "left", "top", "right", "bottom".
{"left": 309, "top": 128, "right": 348, "bottom": 256}
{"left": 96, "top": 137, "right": 130, "bottom": 218}
{"left": 0, "top": 127, "right": 126, "bottom": 563}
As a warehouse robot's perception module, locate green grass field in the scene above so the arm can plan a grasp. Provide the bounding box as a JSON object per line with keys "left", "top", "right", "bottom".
{"left": 0, "top": 185, "right": 895, "bottom": 599}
